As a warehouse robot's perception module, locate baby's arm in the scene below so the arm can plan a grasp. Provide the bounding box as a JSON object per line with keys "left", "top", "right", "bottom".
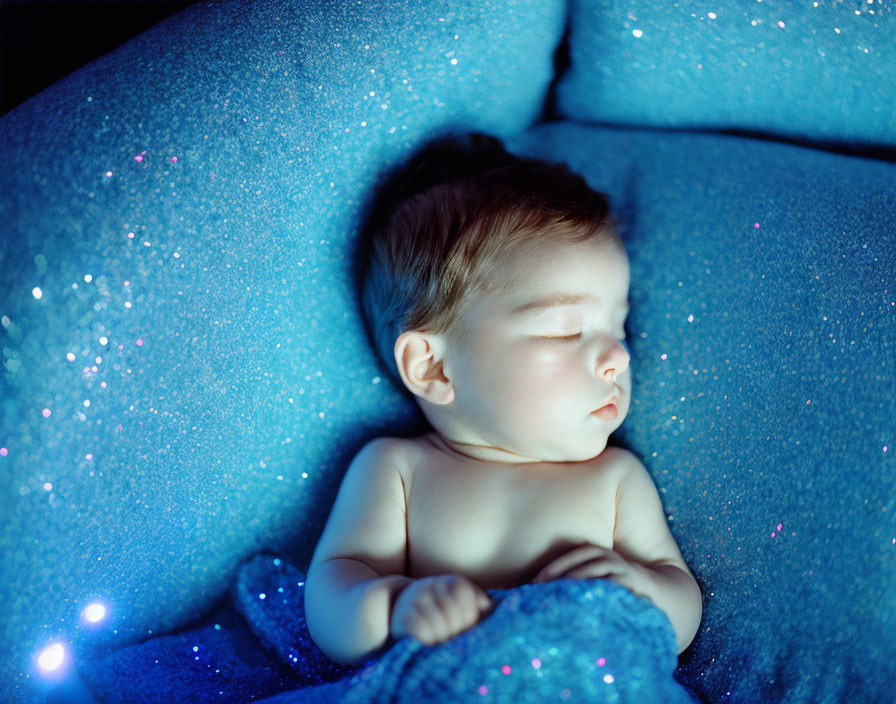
{"left": 608, "top": 452, "right": 703, "bottom": 653}
{"left": 303, "top": 437, "right": 491, "bottom": 665}
{"left": 304, "top": 438, "right": 414, "bottom": 665}
{"left": 532, "top": 452, "right": 702, "bottom": 653}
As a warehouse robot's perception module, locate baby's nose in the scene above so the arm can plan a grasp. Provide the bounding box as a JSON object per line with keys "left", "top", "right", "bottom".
{"left": 596, "top": 339, "right": 630, "bottom": 381}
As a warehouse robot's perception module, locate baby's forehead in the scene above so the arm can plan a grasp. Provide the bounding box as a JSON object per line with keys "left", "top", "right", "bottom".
{"left": 466, "top": 243, "right": 629, "bottom": 313}
{"left": 490, "top": 237, "right": 628, "bottom": 280}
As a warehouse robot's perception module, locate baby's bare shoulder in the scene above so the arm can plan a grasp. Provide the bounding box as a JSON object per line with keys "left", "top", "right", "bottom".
{"left": 348, "top": 435, "right": 415, "bottom": 476}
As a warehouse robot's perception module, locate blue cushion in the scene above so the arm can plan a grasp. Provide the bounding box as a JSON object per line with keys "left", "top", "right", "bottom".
{"left": 0, "top": 1, "right": 566, "bottom": 700}
{"left": 503, "top": 122, "right": 896, "bottom": 704}
{"left": 556, "top": 0, "right": 896, "bottom": 148}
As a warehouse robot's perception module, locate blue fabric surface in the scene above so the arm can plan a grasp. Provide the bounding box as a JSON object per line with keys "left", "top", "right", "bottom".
{"left": 503, "top": 122, "right": 896, "bottom": 704}
{"left": 0, "top": 1, "right": 565, "bottom": 701}
{"left": 556, "top": 0, "right": 896, "bottom": 148}
{"left": 2, "top": 0, "right": 895, "bottom": 701}
{"left": 78, "top": 553, "right": 699, "bottom": 704}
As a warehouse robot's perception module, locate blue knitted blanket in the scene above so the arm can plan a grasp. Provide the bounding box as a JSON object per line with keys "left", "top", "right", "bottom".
{"left": 79, "top": 553, "right": 699, "bottom": 703}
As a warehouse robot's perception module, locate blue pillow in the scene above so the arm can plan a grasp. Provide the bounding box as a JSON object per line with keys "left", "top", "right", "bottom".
{"left": 503, "top": 122, "right": 896, "bottom": 704}
{"left": 556, "top": 0, "right": 896, "bottom": 148}
{"left": 0, "top": 0, "right": 566, "bottom": 700}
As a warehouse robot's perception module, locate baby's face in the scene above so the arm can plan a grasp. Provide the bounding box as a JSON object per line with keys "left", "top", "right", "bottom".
{"left": 443, "top": 238, "right": 631, "bottom": 463}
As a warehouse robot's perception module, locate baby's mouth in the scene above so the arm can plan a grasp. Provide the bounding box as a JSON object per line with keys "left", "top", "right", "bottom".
{"left": 590, "top": 402, "right": 619, "bottom": 420}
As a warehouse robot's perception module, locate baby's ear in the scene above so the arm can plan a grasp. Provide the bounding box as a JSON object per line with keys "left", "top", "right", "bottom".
{"left": 393, "top": 331, "right": 455, "bottom": 405}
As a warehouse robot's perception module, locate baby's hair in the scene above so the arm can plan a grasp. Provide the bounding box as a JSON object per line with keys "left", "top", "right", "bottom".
{"left": 358, "top": 131, "right": 619, "bottom": 387}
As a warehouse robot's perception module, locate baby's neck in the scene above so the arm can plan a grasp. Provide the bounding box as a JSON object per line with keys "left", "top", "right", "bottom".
{"left": 423, "top": 431, "right": 544, "bottom": 465}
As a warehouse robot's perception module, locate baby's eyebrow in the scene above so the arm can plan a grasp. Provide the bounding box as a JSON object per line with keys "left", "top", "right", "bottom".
{"left": 511, "top": 294, "right": 630, "bottom": 316}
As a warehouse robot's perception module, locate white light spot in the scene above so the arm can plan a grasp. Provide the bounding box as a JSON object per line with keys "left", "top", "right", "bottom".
{"left": 44, "top": 482, "right": 53, "bottom": 491}
{"left": 38, "top": 643, "right": 66, "bottom": 672}
{"left": 67, "top": 352, "right": 76, "bottom": 362}
{"left": 84, "top": 274, "right": 93, "bottom": 283}
{"left": 778, "top": 20, "right": 785, "bottom": 28}
{"left": 32, "top": 287, "right": 43, "bottom": 300}
{"left": 99, "top": 336, "right": 109, "bottom": 345}
{"left": 632, "top": 29, "right": 643, "bottom": 38}
{"left": 708, "top": 12, "right": 717, "bottom": 19}
{"left": 83, "top": 603, "right": 106, "bottom": 623}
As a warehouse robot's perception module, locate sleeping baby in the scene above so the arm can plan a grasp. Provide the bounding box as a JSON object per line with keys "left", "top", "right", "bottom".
{"left": 304, "top": 133, "right": 702, "bottom": 666}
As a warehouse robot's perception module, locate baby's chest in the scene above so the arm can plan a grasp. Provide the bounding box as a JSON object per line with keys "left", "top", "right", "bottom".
{"left": 404, "top": 461, "right": 617, "bottom": 589}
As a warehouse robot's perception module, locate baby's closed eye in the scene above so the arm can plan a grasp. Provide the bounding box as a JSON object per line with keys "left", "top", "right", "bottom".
{"left": 542, "top": 332, "right": 583, "bottom": 340}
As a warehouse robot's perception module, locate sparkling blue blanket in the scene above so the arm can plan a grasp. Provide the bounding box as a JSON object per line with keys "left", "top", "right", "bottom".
{"left": 78, "top": 553, "right": 700, "bottom": 703}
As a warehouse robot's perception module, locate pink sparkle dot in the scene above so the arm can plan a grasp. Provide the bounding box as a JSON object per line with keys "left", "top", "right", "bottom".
{"left": 661, "top": 353, "right": 668, "bottom": 360}
{"left": 772, "top": 532, "right": 776, "bottom": 538}
{"left": 501, "top": 665, "right": 511, "bottom": 675}
{"left": 777, "top": 523, "right": 783, "bottom": 531}
{"left": 0, "top": 447, "right": 8, "bottom": 457}
{"left": 42, "top": 408, "right": 51, "bottom": 418}
{"left": 136, "top": 338, "right": 143, "bottom": 346}
{"left": 478, "top": 685, "right": 488, "bottom": 695}
{"left": 171, "top": 156, "right": 178, "bottom": 163}
{"left": 86, "top": 453, "right": 93, "bottom": 460}
{"left": 100, "top": 381, "right": 107, "bottom": 388}
{"left": 754, "top": 222, "right": 760, "bottom": 229}
{"left": 806, "top": 399, "right": 811, "bottom": 404}
{"left": 134, "top": 154, "right": 144, "bottom": 162}
{"left": 596, "top": 657, "right": 606, "bottom": 666}
{"left": 118, "top": 344, "right": 124, "bottom": 350}
{"left": 884, "top": 446, "right": 888, "bottom": 453}
{"left": 531, "top": 658, "right": 541, "bottom": 669}
{"left": 105, "top": 171, "right": 113, "bottom": 178}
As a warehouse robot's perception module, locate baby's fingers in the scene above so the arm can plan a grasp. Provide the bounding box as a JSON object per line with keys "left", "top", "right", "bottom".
{"left": 412, "top": 591, "right": 451, "bottom": 644}
{"left": 562, "top": 560, "right": 615, "bottom": 580}
{"left": 435, "top": 576, "right": 490, "bottom": 633}
{"left": 533, "top": 544, "right": 610, "bottom": 583}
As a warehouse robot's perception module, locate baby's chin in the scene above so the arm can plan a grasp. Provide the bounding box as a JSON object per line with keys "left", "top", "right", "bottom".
{"left": 574, "top": 417, "right": 629, "bottom": 461}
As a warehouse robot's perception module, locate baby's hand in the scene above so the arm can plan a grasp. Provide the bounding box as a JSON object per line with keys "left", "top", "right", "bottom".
{"left": 390, "top": 574, "right": 493, "bottom": 646}
{"left": 532, "top": 544, "right": 645, "bottom": 595}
